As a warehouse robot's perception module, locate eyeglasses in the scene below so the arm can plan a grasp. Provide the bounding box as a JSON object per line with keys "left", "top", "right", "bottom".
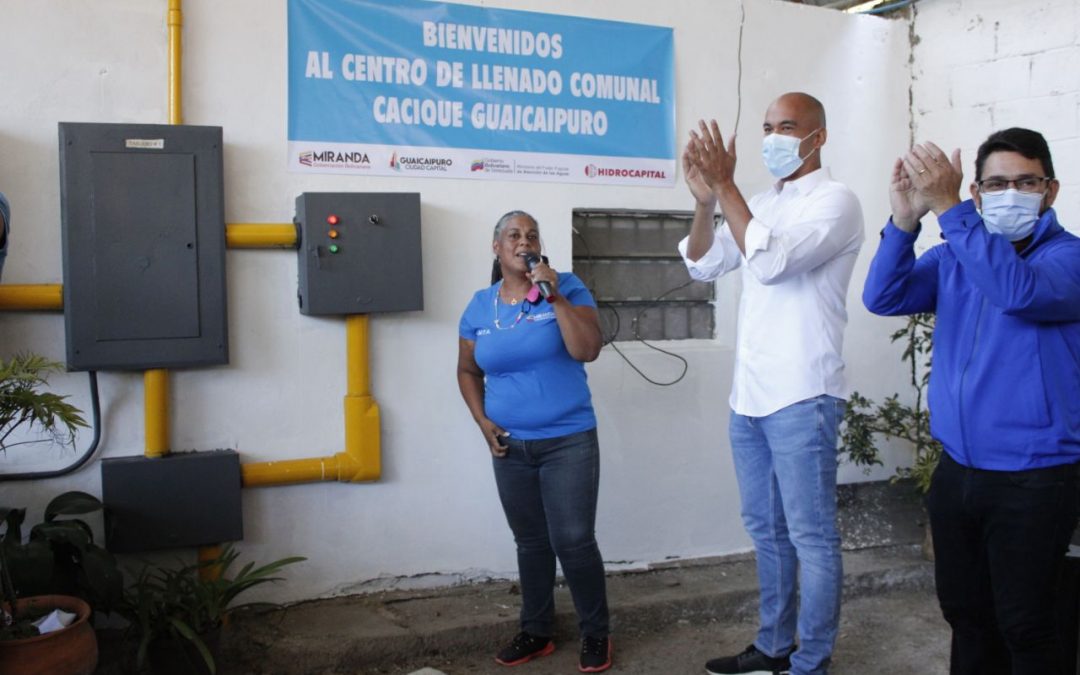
{"left": 976, "top": 176, "right": 1051, "bottom": 195}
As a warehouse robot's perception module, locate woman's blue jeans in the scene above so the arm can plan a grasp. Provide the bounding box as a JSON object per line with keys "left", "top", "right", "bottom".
{"left": 729, "top": 395, "right": 845, "bottom": 675}
{"left": 492, "top": 427, "right": 610, "bottom": 639}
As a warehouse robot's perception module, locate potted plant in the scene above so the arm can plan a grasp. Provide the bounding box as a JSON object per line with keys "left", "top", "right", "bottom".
{"left": 841, "top": 312, "right": 941, "bottom": 491}
{"left": 0, "top": 355, "right": 110, "bottom": 674}
{"left": 841, "top": 313, "right": 941, "bottom": 558}
{"left": 122, "top": 544, "right": 305, "bottom": 674}
{"left": 0, "top": 353, "right": 86, "bottom": 453}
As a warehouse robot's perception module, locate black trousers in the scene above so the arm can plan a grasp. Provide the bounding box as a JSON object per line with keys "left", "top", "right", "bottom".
{"left": 927, "top": 451, "right": 1079, "bottom": 675}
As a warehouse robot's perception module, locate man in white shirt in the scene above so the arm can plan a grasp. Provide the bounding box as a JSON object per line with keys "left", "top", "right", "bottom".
{"left": 679, "top": 92, "right": 864, "bottom": 675}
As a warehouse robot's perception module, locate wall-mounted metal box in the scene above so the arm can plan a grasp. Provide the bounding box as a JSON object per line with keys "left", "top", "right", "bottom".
{"left": 101, "top": 449, "right": 243, "bottom": 553}
{"left": 296, "top": 192, "right": 423, "bottom": 315}
{"left": 59, "top": 122, "right": 228, "bottom": 371}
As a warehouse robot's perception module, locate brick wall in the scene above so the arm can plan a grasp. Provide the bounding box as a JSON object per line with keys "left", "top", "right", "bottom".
{"left": 912, "top": 0, "right": 1080, "bottom": 229}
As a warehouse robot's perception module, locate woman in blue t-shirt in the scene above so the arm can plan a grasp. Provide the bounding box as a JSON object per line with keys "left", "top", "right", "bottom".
{"left": 457, "top": 211, "right": 612, "bottom": 673}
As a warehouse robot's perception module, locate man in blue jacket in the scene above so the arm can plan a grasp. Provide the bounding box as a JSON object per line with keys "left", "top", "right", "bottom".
{"left": 863, "top": 128, "right": 1080, "bottom": 675}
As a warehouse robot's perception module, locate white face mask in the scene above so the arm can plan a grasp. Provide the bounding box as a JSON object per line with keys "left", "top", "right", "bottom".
{"left": 979, "top": 189, "right": 1043, "bottom": 241}
{"left": 761, "top": 128, "right": 821, "bottom": 179}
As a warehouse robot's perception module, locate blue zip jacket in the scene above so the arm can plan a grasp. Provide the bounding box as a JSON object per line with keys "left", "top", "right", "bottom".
{"left": 863, "top": 200, "right": 1080, "bottom": 470}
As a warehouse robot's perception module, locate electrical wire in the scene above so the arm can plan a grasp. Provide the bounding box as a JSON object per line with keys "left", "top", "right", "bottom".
{"left": 573, "top": 224, "right": 692, "bottom": 387}
{"left": 0, "top": 371, "right": 102, "bottom": 482}
{"left": 862, "top": 0, "right": 919, "bottom": 15}
{"left": 733, "top": 0, "right": 746, "bottom": 137}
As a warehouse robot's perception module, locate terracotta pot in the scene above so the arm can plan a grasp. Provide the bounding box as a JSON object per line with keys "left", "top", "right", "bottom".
{"left": 0, "top": 594, "right": 98, "bottom": 675}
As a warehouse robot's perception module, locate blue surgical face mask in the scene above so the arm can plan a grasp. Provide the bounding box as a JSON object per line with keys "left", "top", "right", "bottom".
{"left": 979, "top": 189, "right": 1043, "bottom": 241}
{"left": 761, "top": 128, "right": 821, "bottom": 179}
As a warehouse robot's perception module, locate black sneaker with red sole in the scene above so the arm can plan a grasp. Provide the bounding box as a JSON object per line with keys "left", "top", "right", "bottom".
{"left": 579, "top": 635, "right": 612, "bottom": 673}
{"left": 494, "top": 631, "right": 555, "bottom": 666}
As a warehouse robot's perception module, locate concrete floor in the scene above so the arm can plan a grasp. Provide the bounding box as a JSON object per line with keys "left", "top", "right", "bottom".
{"left": 215, "top": 544, "right": 950, "bottom": 675}
{"left": 93, "top": 481, "right": 943, "bottom": 674}
{"left": 385, "top": 587, "right": 949, "bottom": 675}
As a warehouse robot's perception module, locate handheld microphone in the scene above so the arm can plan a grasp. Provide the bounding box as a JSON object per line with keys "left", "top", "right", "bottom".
{"left": 522, "top": 252, "right": 553, "bottom": 300}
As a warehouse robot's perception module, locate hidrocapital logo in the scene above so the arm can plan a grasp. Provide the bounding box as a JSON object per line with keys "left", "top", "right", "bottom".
{"left": 584, "top": 164, "right": 666, "bottom": 180}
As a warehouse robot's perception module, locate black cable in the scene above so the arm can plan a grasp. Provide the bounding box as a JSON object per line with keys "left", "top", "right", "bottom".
{"left": 864, "top": 0, "right": 918, "bottom": 15}
{"left": 608, "top": 338, "right": 689, "bottom": 387}
{"left": 573, "top": 221, "right": 692, "bottom": 386}
{"left": 617, "top": 281, "right": 691, "bottom": 387}
{"left": 734, "top": 0, "right": 745, "bottom": 137}
{"left": 0, "top": 371, "right": 102, "bottom": 482}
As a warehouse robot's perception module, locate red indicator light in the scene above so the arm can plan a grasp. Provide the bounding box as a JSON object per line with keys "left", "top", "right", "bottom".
{"left": 327, "top": 214, "right": 339, "bottom": 225}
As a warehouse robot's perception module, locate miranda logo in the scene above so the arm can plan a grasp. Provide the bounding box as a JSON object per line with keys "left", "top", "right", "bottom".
{"left": 300, "top": 149, "right": 371, "bottom": 167}
{"left": 584, "top": 164, "right": 598, "bottom": 178}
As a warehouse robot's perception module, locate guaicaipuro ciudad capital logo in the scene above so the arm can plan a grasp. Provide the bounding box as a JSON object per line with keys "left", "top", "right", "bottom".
{"left": 299, "top": 149, "right": 371, "bottom": 168}
{"left": 390, "top": 151, "right": 453, "bottom": 172}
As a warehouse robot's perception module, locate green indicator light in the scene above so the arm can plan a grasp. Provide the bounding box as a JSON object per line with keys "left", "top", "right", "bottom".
{"left": 329, "top": 244, "right": 340, "bottom": 254}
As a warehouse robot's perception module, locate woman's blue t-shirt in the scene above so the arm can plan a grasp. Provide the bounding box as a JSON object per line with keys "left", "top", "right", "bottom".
{"left": 459, "top": 272, "right": 597, "bottom": 440}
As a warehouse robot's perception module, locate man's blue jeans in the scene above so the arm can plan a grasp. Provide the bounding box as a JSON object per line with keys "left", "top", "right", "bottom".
{"left": 492, "top": 428, "right": 610, "bottom": 639}
{"left": 730, "top": 395, "right": 845, "bottom": 675}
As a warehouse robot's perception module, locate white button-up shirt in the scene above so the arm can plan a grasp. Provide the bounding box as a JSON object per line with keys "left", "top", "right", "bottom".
{"left": 678, "top": 167, "right": 865, "bottom": 417}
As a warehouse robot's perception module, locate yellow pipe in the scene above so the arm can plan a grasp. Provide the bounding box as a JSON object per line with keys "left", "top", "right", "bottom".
{"left": 241, "top": 455, "right": 343, "bottom": 487}
{"left": 346, "top": 315, "right": 370, "bottom": 396}
{"left": 197, "top": 544, "right": 223, "bottom": 582}
{"left": 167, "top": 0, "right": 219, "bottom": 573}
{"left": 343, "top": 315, "right": 380, "bottom": 481}
{"left": 225, "top": 223, "right": 298, "bottom": 249}
{"left": 240, "top": 315, "right": 381, "bottom": 487}
{"left": 144, "top": 370, "right": 170, "bottom": 458}
{"left": 0, "top": 284, "right": 63, "bottom": 311}
{"left": 168, "top": 0, "right": 183, "bottom": 125}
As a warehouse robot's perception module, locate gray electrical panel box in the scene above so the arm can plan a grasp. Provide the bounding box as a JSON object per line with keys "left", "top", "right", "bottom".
{"left": 296, "top": 192, "right": 423, "bottom": 315}
{"left": 101, "top": 449, "right": 243, "bottom": 553}
{"left": 59, "top": 122, "right": 228, "bottom": 371}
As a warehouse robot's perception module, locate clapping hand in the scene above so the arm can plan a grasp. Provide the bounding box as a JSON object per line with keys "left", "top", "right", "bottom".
{"left": 902, "top": 142, "right": 963, "bottom": 217}
{"left": 685, "top": 119, "right": 737, "bottom": 197}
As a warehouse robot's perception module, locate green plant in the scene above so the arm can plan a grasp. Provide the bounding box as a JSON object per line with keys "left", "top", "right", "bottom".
{"left": 1, "top": 491, "right": 123, "bottom": 640}
{"left": 842, "top": 312, "right": 942, "bottom": 492}
{"left": 0, "top": 353, "right": 87, "bottom": 451}
{"left": 122, "top": 545, "right": 305, "bottom": 674}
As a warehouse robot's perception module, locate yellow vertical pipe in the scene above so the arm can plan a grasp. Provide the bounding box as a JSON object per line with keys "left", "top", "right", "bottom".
{"left": 146, "top": 0, "right": 181, "bottom": 462}
{"left": 167, "top": 0, "right": 217, "bottom": 576}
{"left": 198, "top": 545, "right": 223, "bottom": 583}
{"left": 168, "top": 0, "right": 183, "bottom": 125}
{"left": 340, "top": 315, "right": 380, "bottom": 481}
{"left": 144, "top": 370, "right": 170, "bottom": 458}
{"left": 346, "top": 314, "right": 370, "bottom": 397}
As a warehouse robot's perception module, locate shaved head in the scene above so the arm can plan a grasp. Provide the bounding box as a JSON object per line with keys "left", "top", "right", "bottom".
{"left": 761, "top": 92, "right": 828, "bottom": 180}
{"left": 770, "top": 92, "right": 827, "bottom": 129}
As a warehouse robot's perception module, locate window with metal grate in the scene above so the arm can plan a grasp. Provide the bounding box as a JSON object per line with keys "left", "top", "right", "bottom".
{"left": 572, "top": 209, "right": 716, "bottom": 342}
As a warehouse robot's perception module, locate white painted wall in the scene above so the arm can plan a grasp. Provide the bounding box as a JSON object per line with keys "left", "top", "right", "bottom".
{"left": 0, "top": 0, "right": 911, "bottom": 603}
{"left": 912, "top": 0, "right": 1080, "bottom": 233}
